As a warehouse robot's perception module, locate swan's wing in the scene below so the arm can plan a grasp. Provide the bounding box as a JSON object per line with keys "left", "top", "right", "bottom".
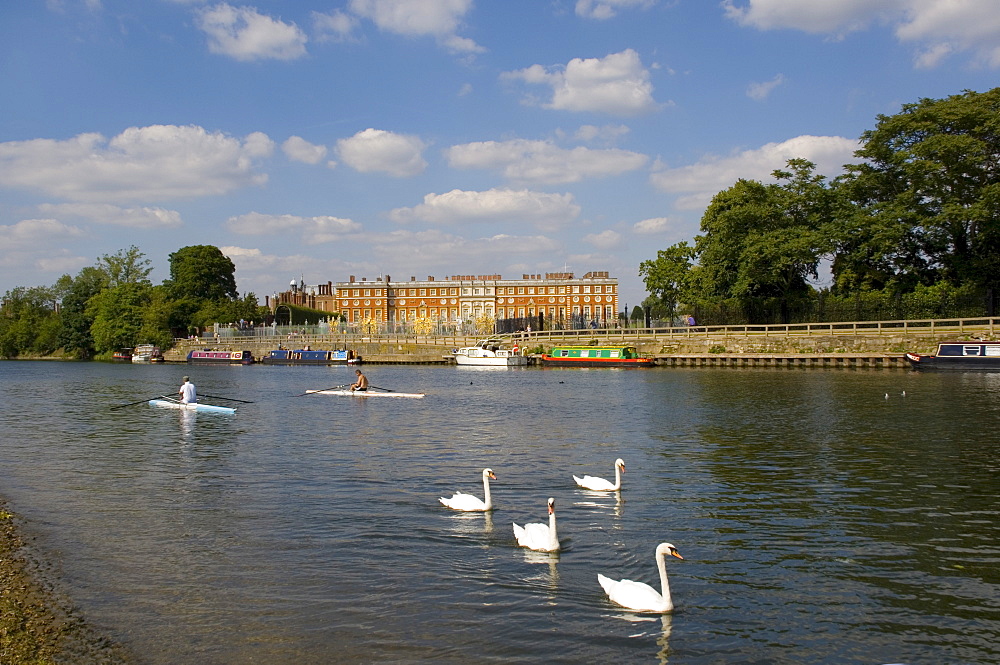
{"left": 575, "top": 474, "right": 615, "bottom": 491}
{"left": 440, "top": 492, "right": 487, "bottom": 511}
{"left": 600, "top": 576, "right": 666, "bottom": 612}
{"left": 514, "top": 522, "right": 556, "bottom": 551}
{"left": 512, "top": 522, "right": 527, "bottom": 545}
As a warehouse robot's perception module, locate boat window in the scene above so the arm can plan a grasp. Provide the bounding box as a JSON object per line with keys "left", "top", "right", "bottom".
{"left": 937, "top": 345, "right": 962, "bottom": 356}
{"left": 964, "top": 345, "right": 983, "bottom": 356}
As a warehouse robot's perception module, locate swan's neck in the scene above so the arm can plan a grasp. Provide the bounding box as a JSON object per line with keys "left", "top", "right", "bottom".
{"left": 612, "top": 465, "right": 622, "bottom": 490}
{"left": 482, "top": 475, "right": 492, "bottom": 509}
{"left": 656, "top": 549, "right": 673, "bottom": 610}
{"left": 548, "top": 510, "right": 558, "bottom": 549}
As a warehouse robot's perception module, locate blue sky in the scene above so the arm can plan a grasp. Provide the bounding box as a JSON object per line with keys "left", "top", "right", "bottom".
{"left": 2, "top": 0, "right": 998, "bottom": 308}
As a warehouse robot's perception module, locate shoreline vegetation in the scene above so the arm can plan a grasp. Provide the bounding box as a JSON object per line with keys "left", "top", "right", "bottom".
{"left": 0, "top": 499, "right": 133, "bottom": 665}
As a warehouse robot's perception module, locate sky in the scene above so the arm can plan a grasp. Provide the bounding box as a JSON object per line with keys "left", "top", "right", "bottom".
{"left": 2, "top": 0, "right": 999, "bottom": 309}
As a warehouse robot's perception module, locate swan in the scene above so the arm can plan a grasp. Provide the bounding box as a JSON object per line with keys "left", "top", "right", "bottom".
{"left": 513, "top": 497, "right": 560, "bottom": 552}
{"left": 598, "top": 542, "right": 683, "bottom": 613}
{"left": 574, "top": 458, "right": 625, "bottom": 491}
{"left": 439, "top": 468, "right": 496, "bottom": 511}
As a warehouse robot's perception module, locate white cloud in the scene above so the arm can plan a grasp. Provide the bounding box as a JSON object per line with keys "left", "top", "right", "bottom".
{"left": 576, "top": 0, "right": 657, "bottom": 21}
{"left": 0, "top": 219, "right": 89, "bottom": 277}
{"left": 368, "top": 228, "right": 563, "bottom": 270}
{"left": 388, "top": 188, "right": 581, "bottom": 232}
{"left": 226, "top": 212, "right": 362, "bottom": 242}
{"left": 747, "top": 73, "right": 786, "bottom": 100}
{"left": 896, "top": 0, "right": 1000, "bottom": 68}
{"left": 219, "top": 246, "right": 332, "bottom": 297}
{"left": 502, "top": 49, "right": 661, "bottom": 117}
{"left": 312, "top": 9, "right": 359, "bottom": 42}
{"left": 336, "top": 128, "right": 428, "bottom": 177}
{"left": 722, "top": 0, "right": 897, "bottom": 35}
{"left": 348, "top": 0, "right": 484, "bottom": 53}
{"left": 282, "top": 136, "right": 329, "bottom": 165}
{"left": 37, "top": 203, "right": 183, "bottom": 229}
{"left": 445, "top": 139, "right": 648, "bottom": 185}
{"left": 633, "top": 217, "right": 672, "bottom": 234}
{"left": 0, "top": 218, "right": 86, "bottom": 247}
{"left": 723, "top": 0, "right": 1000, "bottom": 67}
{"left": 573, "top": 124, "right": 630, "bottom": 144}
{"left": 584, "top": 229, "right": 622, "bottom": 249}
{"left": 0, "top": 125, "right": 274, "bottom": 204}
{"left": 650, "top": 135, "right": 859, "bottom": 209}
{"left": 196, "top": 3, "right": 308, "bottom": 61}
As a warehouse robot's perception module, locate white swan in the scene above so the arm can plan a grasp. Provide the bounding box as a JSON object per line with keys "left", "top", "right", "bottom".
{"left": 574, "top": 458, "right": 625, "bottom": 491}
{"left": 439, "top": 468, "right": 496, "bottom": 511}
{"left": 513, "top": 497, "right": 560, "bottom": 552}
{"left": 598, "top": 542, "right": 683, "bottom": 613}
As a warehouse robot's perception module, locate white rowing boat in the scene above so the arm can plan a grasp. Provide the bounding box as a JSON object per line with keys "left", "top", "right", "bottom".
{"left": 305, "top": 389, "right": 425, "bottom": 399}
{"left": 148, "top": 399, "right": 237, "bottom": 414}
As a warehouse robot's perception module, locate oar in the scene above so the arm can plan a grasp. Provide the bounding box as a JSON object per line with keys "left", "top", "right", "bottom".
{"left": 293, "top": 384, "right": 347, "bottom": 397}
{"left": 198, "top": 393, "right": 254, "bottom": 404}
{"left": 368, "top": 385, "right": 396, "bottom": 392}
{"left": 111, "top": 395, "right": 174, "bottom": 409}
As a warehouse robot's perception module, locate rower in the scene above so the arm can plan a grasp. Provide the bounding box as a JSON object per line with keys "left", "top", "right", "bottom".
{"left": 350, "top": 369, "right": 368, "bottom": 392}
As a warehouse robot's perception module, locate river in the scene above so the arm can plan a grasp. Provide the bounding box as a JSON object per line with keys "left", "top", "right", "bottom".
{"left": 0, "top": 360, "right": 997, "bottom": 664}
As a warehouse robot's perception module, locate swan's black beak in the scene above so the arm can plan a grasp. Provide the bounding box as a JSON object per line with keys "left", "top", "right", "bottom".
{"left": 669, "top": 548, "right": 684, "bottom": 560}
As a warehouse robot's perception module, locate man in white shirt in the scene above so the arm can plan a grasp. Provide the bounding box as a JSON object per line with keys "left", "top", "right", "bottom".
{"left": 179, "top": 376, "right": 197, "bottom": 404}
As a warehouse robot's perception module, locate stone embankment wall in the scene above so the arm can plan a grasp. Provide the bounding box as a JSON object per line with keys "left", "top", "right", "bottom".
{"left": 163, "top": 328, "right": 986, "bottom": 363}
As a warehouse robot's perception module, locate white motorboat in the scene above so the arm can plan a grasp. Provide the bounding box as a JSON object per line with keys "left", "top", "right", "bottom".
{"left": 453, "top": 339, "right": 527, "bottom": 366}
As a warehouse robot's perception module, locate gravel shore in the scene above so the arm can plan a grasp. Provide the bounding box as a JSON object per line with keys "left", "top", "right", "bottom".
{"left": 0, "top": 499, "right": 135, "bottom": 665}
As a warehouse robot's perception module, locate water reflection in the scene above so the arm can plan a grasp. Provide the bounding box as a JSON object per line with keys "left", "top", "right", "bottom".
{"left": 0, "top": 363, "right": 996, "bottom": 665}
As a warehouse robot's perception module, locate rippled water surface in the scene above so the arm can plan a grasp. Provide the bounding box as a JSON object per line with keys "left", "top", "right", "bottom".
{"left": 1, "top": 361, "right": 998, "bottom": 664}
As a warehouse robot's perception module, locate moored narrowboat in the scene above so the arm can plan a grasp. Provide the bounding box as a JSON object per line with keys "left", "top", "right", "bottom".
{"left": 905, "top": 341, "right": 1000, "bottom": 369}
{"left": 540, "top": 345, "right": 655, "bottom": 368}
{"left": 187, "top": 349, "right": 255, "bottom": 364}
{"left": 259, "top": 348, "right": 361, "bottom": 365}
{"left": 112, "top": 348, "right": 133, "bottom": 361}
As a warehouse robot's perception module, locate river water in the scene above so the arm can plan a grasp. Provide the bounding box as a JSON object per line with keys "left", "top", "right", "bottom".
{"left": 0, "top": 360, "right": 997, "bottom": 664}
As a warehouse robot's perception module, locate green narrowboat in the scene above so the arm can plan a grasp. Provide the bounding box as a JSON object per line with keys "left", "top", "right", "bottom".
{"left": 540, "top": 345, "right": 655, "bottom": 368}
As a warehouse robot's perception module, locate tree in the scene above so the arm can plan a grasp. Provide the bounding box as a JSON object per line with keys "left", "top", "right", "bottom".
{"left": 639, "top": 241, "right": 695, "bottom": 322}
{"left": 165, "top": 245, "right": 238, "bottom": 302}
{"left": 0, "top": 286, "right": 60, "bottom": 357}
{"left": 837, "top": 88, "right": 1000, "bottom": 297}
{"left": 99, "top": 246, "right": 152, "bottom": 287}
{"left": 57, "top": 266, "right": 108, "bottom": 358}
{"left": 690, "top": 160, "right": 834, "bottom": 322}
{"left": 88, "top": 282, "right": 152, "bottom": 354}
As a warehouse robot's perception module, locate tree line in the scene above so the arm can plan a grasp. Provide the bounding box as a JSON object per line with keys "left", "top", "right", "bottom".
{"left": 0, "top": 245, "right": 265, "bottom": 359}
{"left": 640, "top": 87, "right": 1000, "bottom": 324}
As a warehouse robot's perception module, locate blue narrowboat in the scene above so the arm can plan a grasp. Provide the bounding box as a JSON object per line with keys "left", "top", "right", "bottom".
{"left": 260, "top": 349, "right": 361, "bottom": 365}
{"left": 905, "top": 341, "right": 1000, "bottom": 370}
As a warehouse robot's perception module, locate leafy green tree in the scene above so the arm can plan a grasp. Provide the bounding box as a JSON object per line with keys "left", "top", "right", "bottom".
{"left": 0, "top": 286, "right": 60, "bottom": 357}
{"left": 639, "top": 241, "right": 695, "bottom": 321}
{"left": 89, "top": 282, "right": 152, "bottom": 354}
{"left": 165, "top": 245, "right": 238, "bottom": 302}
{"left": 689, "top": 160, "right": 834, "bottom": 322}
{"left": 57, "top": 266, "right": 108, "bottom": 358}
{"left": 99, "top": 245, "right": 152, "bottom": 287}
{"left": 837, "top": 88, "right": 1000, "bottom": 296}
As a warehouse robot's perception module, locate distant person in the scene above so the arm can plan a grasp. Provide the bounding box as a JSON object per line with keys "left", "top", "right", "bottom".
{"left": 687, "top": 315, "right": 696, "bottom": 327}
{"left": 179, "top": 376, "right": 197, "bottom": 404}
{"left": 350, "top": 369, "right": 369, "bottom": 392}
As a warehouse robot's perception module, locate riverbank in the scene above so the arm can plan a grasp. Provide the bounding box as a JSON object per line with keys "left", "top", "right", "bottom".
{"left": 0, "top": 500, "right": 134, "bottom": 665}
